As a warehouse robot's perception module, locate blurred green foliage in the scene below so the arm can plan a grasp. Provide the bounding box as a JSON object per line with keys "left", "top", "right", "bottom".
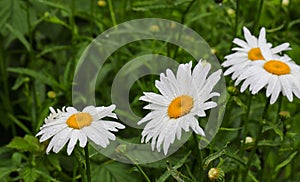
{"left": 0, "top": 0, "right": 300, "bottom": 181}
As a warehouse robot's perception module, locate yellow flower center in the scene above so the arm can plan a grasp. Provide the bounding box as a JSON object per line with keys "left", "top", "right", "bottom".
{"left": 263, "top": 60, "right": 290, "bottom": 75}
{"left": 66, "top": 112, "right": 93, "bottom": 129}
{"left": 248, "top": 48, "right": 264, "bottom": 61}
{"left": 167, "top": 95, "right": 194, "bottom": 119}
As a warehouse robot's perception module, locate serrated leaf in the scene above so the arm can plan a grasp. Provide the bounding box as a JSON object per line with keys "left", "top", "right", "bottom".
{"left": 224, "top": 151, "right": 246, "bottom": 167}
{"left": 22, "top": 167, "right": 39, "bottom": 182}
{"left": 274, "top": 151, "right": 298, "bottom": 173}
{"left": 203, "top": 149, "right": 225, "bottom": 169}
{"left": 0, "top": 167, "right": 16, "bottom": 179}
{"left": 12, "top": 152, "right": 23, "bottom": 166}
{"left": 7, "top": 135, "right": 41, "bottom": 153}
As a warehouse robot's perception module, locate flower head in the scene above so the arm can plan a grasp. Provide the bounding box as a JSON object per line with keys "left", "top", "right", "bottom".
{"left": 235, "top": 44, "right": 300, "bottom": 104}
{"left": 36, "top": 105, "right": 125, "bottom": 155}
{"left": 222, "top": 26, "right": 291, "bottom": 84}
{"left": 208, "top": 167, "right": 225, "bottom": 181}
{"left": 138, "top": 60, "right": 222, "bottom": 155}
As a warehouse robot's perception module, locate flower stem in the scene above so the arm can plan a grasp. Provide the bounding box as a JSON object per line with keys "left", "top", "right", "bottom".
{"left": 275, "top": 95, "right": 283, "bottom": 124}
{"left": 242, "top": 97, "right": 270, "bottom": 182}
{"left": 107, "top": 0, "right": 117, "bottom": 26}
{"left": 123, "top": 152, "right": 151, "bottom": 182}
{"left": 240, "top": 94, "right": 253, "bottom": 156}
{"left": 84, "top": 145, "right": 91, "bottom": 182}
{"left": 193, "top": 133, "right": 204, "bottom": 182}
{"left": 252, "top": 0, "right": 265, "bottom": 33}
{"left": 230, "top": 0, "right": 240, "bottom": 50}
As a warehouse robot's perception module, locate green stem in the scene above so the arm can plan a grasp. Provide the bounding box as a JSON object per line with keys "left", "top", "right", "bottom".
{"left": 135, "top": 163, "right": 151, "bottom": 182}
{"left": 172, "top": 0, "right": 196, "bottom": 59}
{"left": 90, "top": 0, "right": 94, "bottom": 35}
{"left": 235, "top": 94, "right": 252, "bottom": 182}
{"left": 242, "top": 97, "right": 270, "bottom": 182}
{"left": 230, "top": 0, "right": 240, "bottom": 50}
{"left": 84, "top": 145, "right": 91, "bottom": 182}
{"left": 107, "top": 0, "right": 117, "bottom": 26}
{"left": 252, "top": 0, "right": 265, "bottom": 33}
{"left": 124, "top": 154, "right": 151, "bottom": 182}
{"left": 193, "top": 133, "right": 204, "bottom": 182}
{"left": 240, "top": 94, "right": 253, "bottom": 156}
{"left": 275, "top": 95, "right": 283, "bottom": 124}
{"left": 74, "top": 148, "right": 86, "bottom": 182}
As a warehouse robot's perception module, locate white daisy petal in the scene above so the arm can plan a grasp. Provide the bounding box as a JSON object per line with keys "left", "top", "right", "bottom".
{"left": 36, "top": 104, "right": 124, "bottom": 155}
{"left": 243, "top": 26, "right": 257, "bottom": 47}
{"left": 138, "top": 61, "right": 220, "bottom": 155}
{"left": 222, "top": 26, "right": 294, "bottom": 98}
{"left": 67, "top": 130, "right": 80, "bottom": 155}
{"left": 232, "top": 38, "right": 249, "bottom": 48}
{"left": 271, "top": 43, "right": 291, "bottom": 54}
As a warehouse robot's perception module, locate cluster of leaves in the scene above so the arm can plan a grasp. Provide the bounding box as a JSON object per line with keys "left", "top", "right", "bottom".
{"left": 1, "top": 0, "right": 300, "bottom": 181}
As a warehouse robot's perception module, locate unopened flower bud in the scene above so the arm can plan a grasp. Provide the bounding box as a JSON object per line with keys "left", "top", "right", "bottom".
{"left": 282, "top": 0, "right": 289, "bottom": 6}
{"left": 279, "top": 111, "right": 290, "bottom": 121}
{"left": 211, "top": 48, "right": 217, "bottom": 54}
{"left": 149, "top": 25, "right": 160, "bottom": 32}
{"left": 208, "top": 167, "right": 225, "bottom": 181}
{"left": 227, "top": 86, "right": 239, "bottom": 96}
{"left": 226, "top": 8, "right": 235, "bottom": 17}
{"left": 115, "top": 144, "right": 127, "bottom": 153}
{"left": 47, "top": 91, "right": 56, "bottom": 99}
{"left": 97, "top": 0, "right": 106, "bottom": 7}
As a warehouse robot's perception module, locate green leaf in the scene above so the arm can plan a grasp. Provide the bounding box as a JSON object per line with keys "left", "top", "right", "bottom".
{"left": 157, "top": 151, "right": 191, "bottom": 182}
{"left": 203, "top": 149, "right": 225, "bottom": 169}
{"left": 22, "top": 167, "right": 39, "bottom": 182}
{"left": 12, "top": 152, "right": 23, "bottom": 166}
{"left": 92, "top": 161, "right": 141, "bottom": 182}
{"left": 7, "top": 67, "right": 61, "bottom": 89}
{"left": 0, "top": 167, "right": 16, "bottom": 180}
{"left": 233, "top": 96, "right": 247, "bottom": 111}
{"left": 8, "top": 114, "right": 31, "bottom": 134}
{"left": 274, "top": 151, "right": 298, "bottom": 173}
{"left": 7, "top": 135, "right": 41, "bottom": 153}
{"left": 47, "top": 155, "right": 62, "bottom": 172}
{"left": 219, "top": 127, "right": 242, "bottom": 132}
{"left": 224, "top": 151, "right": 246, "bottom": 167}
{"left": 45, "top": 15, "right": 71, "bottom": 29}
{"left": 263, "top": 122, "right": 284, "bottom": 141}
{"left": 0, "top": 0, "right": 11, "bottom": 29}
{"left": 5, "top": 23, "right": 31, "bottom": 51}
{"left": 258, "top": 140, "right": 281, "bottom": 147}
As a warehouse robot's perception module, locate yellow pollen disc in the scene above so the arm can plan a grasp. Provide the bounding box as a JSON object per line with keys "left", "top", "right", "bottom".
{"left": 66, "top": 112, "right": 93, "bottom": 129}
{"left": 168, "top": 95, "right": 194, "bottom": 119}
{"left": 248, "top": 48, "right": 264, "bottom": 61}
{"left": 263, "top": 60, "right": 291, "bottom": 75}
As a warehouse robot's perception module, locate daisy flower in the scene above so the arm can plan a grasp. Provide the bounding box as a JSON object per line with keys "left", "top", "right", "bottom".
{"left": 236, "top": 44, "right": 300, "bottom": 104}
{"left": 138, "top": 60, "right": 222, "bottom": 155}
{"left": 36, "top": 105, "right": 125, "bottom": 155}
{"left": 222, "top": 26, "right": 291, "bottom": 83}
